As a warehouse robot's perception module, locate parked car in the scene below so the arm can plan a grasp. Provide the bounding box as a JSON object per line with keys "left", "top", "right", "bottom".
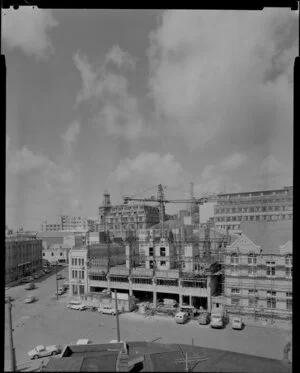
{"left": 33, "top": 274, "right": 39, "bottom": 279}
{"left": 21, "top": 276, "right": 34, "bottom": 283}
{"left": 210, "top": 313, "right": 224, "bottom": 329}
{"left": 198, "top": 312, "right": 211, "bottom": 325}
{"left": 44, "top": 269, "right": 50, "bottom": 274}
{"left": 179, "top": 306, "right": 198, "bottom": 318}
{"left": 25, "top": 282, "right": 35, "bottom": 290}
{"left": 28, "top": 344, "right": 62, "bottom": 360}
{"left": 24, "top": 296, "right": 36, "bottom": 304}
{"left": 56, "top": 274, "right": 63, "bottom": 280}
{"left": 98, "top": 305, "right": 117, "bottom": 315}
{"left": 67, "top": 301, "right": 87, "bottom": 311}
{"left": 232, "top": 317, "right": 243, "bottom": 330}
{"left": 56, "top": 289, "right": 64, "bottom": 296}
{"left": 175, "top": 312, "right": 189, "bottom": 324}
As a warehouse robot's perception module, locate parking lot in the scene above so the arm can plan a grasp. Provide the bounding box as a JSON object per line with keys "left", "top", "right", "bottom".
{"left": 5, "top": 266, "right": 292, "bottom": 371}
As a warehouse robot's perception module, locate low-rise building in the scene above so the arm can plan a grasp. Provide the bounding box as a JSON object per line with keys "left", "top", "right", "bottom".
{"left": 223, "top": 220, "right": 292, "bottom": 321}
{"left": 42, "top": 244, "right": 70, "bottom": 264}
{"left": 5, "top": 234, "right": 43, "bottom": 284}
{"left": 61, "top": 215, "right": 88, "bottom": 231}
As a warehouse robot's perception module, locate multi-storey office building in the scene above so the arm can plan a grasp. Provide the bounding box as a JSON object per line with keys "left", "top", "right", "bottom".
{"left": 223, "top": 220, "right": 292, "bottom": 321}
{"left": 214, "top": 186, "right": 293, "bottom": 232}
{"left": 5, "top": 234, "right": 43, "bottom": 284}
{"left": 42, "top": 244, "right": 70, "bottom": 264}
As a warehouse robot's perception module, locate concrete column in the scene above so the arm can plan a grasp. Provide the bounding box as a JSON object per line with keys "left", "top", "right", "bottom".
{"left": 207, "top": 276, "right": 212, "bottom": 312}
{"left": 179, "top": 294, "right": 183, "bottom": 307}
{"left": 107, "top": 274, "right": 111, "bottom": 291}
{"left": 129, "top": 278, "right": 133, "bottom": 296}
{"left": 152, "top": 278, "right": 157, "bottom": 308}
{"left": 189, "top": 295, "right": 192, "bottom": 306}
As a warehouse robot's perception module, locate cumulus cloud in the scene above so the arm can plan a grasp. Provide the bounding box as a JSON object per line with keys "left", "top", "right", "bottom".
{"left": 195, "top": 175, "right": 242, "bottom": 196}
{"left": 260, "top": 155, "right": 285, "bottom": 177}
{"left": 148, "top": 9, "right": 296, "bottom": 150}
{"left": 105, "top": 45, "right": 137, "bottom": 69}
{"left": 110, "top": 152, "right": 185, "bottom": 194}
{"left": 3, "top": 7, "right": 58, "bottom": 60}
{"left": 74, "top": 50, "right": 152, "bottom": 140}
{"left": 61, "top": 120, "right": 81, "bottom": 155}
{"left": 220, "top": 152, "right": 247, "bottom": 171}
{"left": 7, "top": 146, "right": 55, "bottom": 174}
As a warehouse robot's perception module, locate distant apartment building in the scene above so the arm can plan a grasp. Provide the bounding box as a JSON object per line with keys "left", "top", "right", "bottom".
{"left": 38, "top": 231, "right": 85, "bottom": 251}
{"left": 87, "top": 218, "right": 99, "bottom": 232}
{"left": 223, "top": 220, "right": 292, "bottom": 321}
{"left": 214, "top": 186, "right": 293, "bottom": 231}
{"left": 61, "top": 215, "right": 88, "bottom": 231}
{"left": 40, "top": 222, "right": 62, "bottom": 232}
{"left": 98, "top": 192, "right": 160, "bottom": 239}
{"left": 5, "top": 234, "right": 43, "bottom": 284}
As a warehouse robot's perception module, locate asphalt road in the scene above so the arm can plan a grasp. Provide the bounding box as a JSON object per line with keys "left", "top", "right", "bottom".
{"left": 5, "top": 266, "right": 292, "bottom": 371}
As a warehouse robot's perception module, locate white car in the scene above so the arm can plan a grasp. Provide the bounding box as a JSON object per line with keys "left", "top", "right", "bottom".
{"left": 210, "top": 313, "right": 224, "bottom": 329}
{"left": 67, "top": 301, "right": 87, "bottom": 311}
{"left": 76, "top": 339, "right": 92, "bottom": 345}
{"left": 232, "top": 317, "right": 243, "bottom": 330}
{"left": 28, "top": 344, "right": 62, "bottom": 360}
{"left": 98, "top": 305, "right": 117, "bottom": 315}
{"left": 24, "top": 296, "right": 36, "bottom": 304}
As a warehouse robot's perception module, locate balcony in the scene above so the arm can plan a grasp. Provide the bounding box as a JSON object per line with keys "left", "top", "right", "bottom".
{"left": 155, "top": 269, "right": 180, "bottom": 279}
{"left": 131, "top": 268, "right": 153, "bottom": 277}
{"left": 109, "top": 267, "right": 129, "bottom": 276}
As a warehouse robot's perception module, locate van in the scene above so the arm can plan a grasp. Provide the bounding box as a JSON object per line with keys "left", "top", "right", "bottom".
{"left": 175, "top": 312, "right": 188, "bottom": 324}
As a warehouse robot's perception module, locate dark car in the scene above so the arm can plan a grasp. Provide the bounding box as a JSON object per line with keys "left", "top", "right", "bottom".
{"left": 198, "top": 312, "right": 211, "bottom": 325}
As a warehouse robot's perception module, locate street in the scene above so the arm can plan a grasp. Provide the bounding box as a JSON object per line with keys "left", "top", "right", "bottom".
{"left": 5, "top": 266, "right": 292, "bottom": 371}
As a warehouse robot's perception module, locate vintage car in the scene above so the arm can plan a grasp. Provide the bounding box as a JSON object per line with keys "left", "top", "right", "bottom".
{"left": 67, "top": 301, "right": 87, "bottom": 311}
{"left": 232, "top": 317, "right": 243, "bottom": 330}
{"left": 24, "top": 296, "right": 36, "bottom": 304}
{"left": 25, "top": 282, "right": 35, "bottom": 290}
{"left": 210, "top": 313, "right": 224, "bottom": 329}
{"left": 175, "top": 312, "right": 189, "bottom": 324}
{"left": 198, "top": 312, "right": 211, "bottom": 325}
{"left": 28, "top": 344, "right": 62, "bottom": 360}
{"left": 98, "top": 305, "right": 117, "bottom": 315}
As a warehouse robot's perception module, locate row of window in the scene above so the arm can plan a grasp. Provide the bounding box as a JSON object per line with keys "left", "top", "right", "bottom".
{"left": 230, "top": 266, "right": 292, "bottom": 278}
{"left": 230, "top": 254, "right": 292, "bottom": 266}
{"left": 216, "top": 205, "right": 291, "bottom": 214}
{"left": 43, "top": 252, "right": 64, "bottom": 257}
{"left": 71, "top": 258, "right": 85, "bottom": 266}
{"left": 148, "top": 247, "right": 166, "bottom": 257}
{"left": 231, "top": 289, "right": 292, "bottom": 297}
{"left": 89, "top": 275, "right": 106, "bottom": 281}
{"left": 215, "top": 214, "right": 292, "bottom": 222}
{"left": 231, "top": 297, "right": 292, "bottom": 310}
{"left": 71, "top": 270, "right": 85, "bottom": 279}
{"left": 149, "top": 260, "right": 166, "bottom": 268}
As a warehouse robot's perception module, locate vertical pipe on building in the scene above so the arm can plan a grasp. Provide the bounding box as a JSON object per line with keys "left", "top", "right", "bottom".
{"left": 114, "top": 290, "right": 120, "bottom": 342}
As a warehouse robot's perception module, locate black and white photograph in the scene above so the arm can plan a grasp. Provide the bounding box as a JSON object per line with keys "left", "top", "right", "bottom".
{"left": 4, "top": 4, "right": 296, "bottom": 372}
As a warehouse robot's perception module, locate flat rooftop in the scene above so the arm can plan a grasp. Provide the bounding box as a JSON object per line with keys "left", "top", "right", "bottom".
{"left": 44, "top": 341, "right": 291, "bottom": 372}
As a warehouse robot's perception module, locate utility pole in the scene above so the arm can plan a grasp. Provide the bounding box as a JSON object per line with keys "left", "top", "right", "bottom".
{"left": 114, "top": 290, "right": 120, "bottom": 342}
{"left": 7, "top": 297, "right": 16, "bottom": 372}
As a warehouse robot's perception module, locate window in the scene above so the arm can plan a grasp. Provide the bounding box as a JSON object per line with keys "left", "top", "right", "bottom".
{"left": 51, "top": 253, "right": 54, "bottom": 256}
{"left": 286, "top": 292, "right": 292, "bottom": 298}
{"left": 231, "top": 266, "right": 238, "bottom": 275}
{"left": 149, "top": 260, "right": 154, "bottom": 269}
{"left": 79, "top": 285, "right": 85, "bottom": 295}
{"left": 231, "top": 298, "right": 240, "bottom": 306}
{"left": 149, "top": 247, "right": 154, "bottom": 256}
{"left": 160, "top": 247, "right": 166, "bottom": 257}
{"left": 72, "top": 284, "right": 78, "bottom": 296}
{"left": 231, "top": 288, "right": 240, "bottom": 294}
{"left": 267, "top": 298, "right": 276, "bottom": 309}
{"left": 160, "top": 261, "right": 166, "bottom": 267}
{"left": 286, "top": 299, "right": 292, "bottom": 311}
{"left": 248, "top": 298, "right": 258, "bottom": 307}
{"left": 266, "top": 261, "right": 276, "bottom": 277}
{"left": 43, "top": 253, "right": 45, "bottom": 256}
{"left": 248, "top": 253, "right": 257, "bottom": 265}
{"left": 248, "top": 289, "right": 258, "bottom": 296}
{"left": 75, "top": 258, "right": 77, "bottom": 266}
{"left": 286, "top": 267, "right": 292, "bottom": 278}
{"left": 60, "top": 252, "right": 63, "bottom": 256}
{"left": 248, "top": 266, "right": 257, "bottom": 276}
{"left": 231, "top": 253, "right": 238, "bottom": 264}
{"left": 285, "top": 254, "right": 292, "bottom": 266}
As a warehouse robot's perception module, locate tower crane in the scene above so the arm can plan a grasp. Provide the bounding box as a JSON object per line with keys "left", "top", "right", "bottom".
{"left": 123, "top": 184, "right": 218, "bottom": 237}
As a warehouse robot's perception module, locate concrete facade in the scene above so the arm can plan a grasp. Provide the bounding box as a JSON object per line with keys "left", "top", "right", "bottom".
{"left": 214, "top": 186, "right": 293, "bottom": 232}
{"left": 69, "top": 248, "right": 89, "bottom": 297}
{"left": 5, "top": 235, "right": 43, "bottom": 284}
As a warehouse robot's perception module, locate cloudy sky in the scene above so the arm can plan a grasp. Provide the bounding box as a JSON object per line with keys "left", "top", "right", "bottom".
{"left": 4, "top": 8, "right": 296, "bottom": 230}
